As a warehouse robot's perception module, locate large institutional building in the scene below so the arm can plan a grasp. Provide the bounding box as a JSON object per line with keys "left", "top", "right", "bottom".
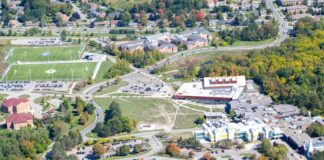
{"left": 174, "top": 76, "right": 246, "bottom": 101}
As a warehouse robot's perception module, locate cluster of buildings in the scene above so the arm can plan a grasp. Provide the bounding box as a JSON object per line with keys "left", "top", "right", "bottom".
{"left": 190, "top": 76, "right": 324, "bottom": 157}
{"left": 1, "top": 98, "right": 33, "bottom": 130}
{"left": 279, "top": 0, "right": 324, "bottom": 22}
{"left": 174, "top": 76, "right": 246, "bottom": 102}
{"left": 117, "top": 27, "right": 210, "bottom": 53}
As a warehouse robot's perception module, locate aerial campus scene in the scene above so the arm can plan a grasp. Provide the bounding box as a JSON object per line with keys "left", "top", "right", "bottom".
{"left": 0, "top": 0, "right": 323, "bottom": 160}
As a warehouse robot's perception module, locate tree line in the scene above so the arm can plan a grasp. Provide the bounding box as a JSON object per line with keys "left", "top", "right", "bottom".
{"left": 184, "top": 18, "right": 324, "bottom": 115}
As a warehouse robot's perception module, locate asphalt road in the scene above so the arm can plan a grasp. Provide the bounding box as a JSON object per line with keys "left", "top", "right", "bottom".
{"left": 149, "top": 0, "right": 289, "bottom": 71}
{"left": 79, "top": 101, "right": 104, "bottom": 142}
{"left": 79, "top": 0, "right": 290, "bottom": 157}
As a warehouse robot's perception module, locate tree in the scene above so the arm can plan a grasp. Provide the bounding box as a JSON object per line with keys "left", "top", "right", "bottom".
{"left": 49, "top": 120, "right": 68, "bottom": 140}
{"left": 139, "top": 10, "right": 148, "bottom": 26}
{"left": 60, "top": 30, "right": 67, "bottom": 41}
{"left": 312, "top": 151, "right": 324, "bottom": 160}
{"left": 133, "top": 144, "right": 141, "bottom": 154}
{"left": 118, "top": 145, "right": 130, "bottom": 156}
{"left": 194, "top": 116, "right": 205, "bottom": 125}
{"left": 165, "top": 143, "right": 181, "bottom": 157}
{"left": 20, "top": 140, "right": 36, "bottom": 158}
{"left": 202, "top": 152, "right": 212, "bottom": 160}
{"left": 259, "top": 139, "right": 272, "bottom": 154}
{"left": 105, "top": 101, "right": 122, "bottom": 120}
{"left": 121, "top": 12, "right": 131, "bottom": 26}
{"left": 196, "top": 11, "right": 205, "bottom": 21}
{"left": 49, "top": 142, "right": 67, "bottom": 160}
{"left": 306, "top": 123, "right": 324, "bottom": 137}
{"left": 80, "top": 112, "right": 89, "bottom": 125}
{"left": 93, "top": 143, "right": 106, "bottom": 157}
{"left": 84, "top": 104, "right": 95, "bottom": 115}
{"left": 189, "top": 150, "right": 195, "bottom": 158}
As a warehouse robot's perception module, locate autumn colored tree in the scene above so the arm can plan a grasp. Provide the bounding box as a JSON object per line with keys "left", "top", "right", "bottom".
{"left": 195, "top": 11, "right": 205, "bottom": 21}
{"left": 139, "top": 10, "right": 148, "bottom": 26}
{"left": 93, "top": 143, "right": 106, "bottom": 158}
{"left": 202, "top": 152, "right": 213, "bottom": 160}
{"left": 80, "top": 112, "right": 89, "bottom": 125}
{"left": 165, "top": 143, "right": 181, "bottom": 157}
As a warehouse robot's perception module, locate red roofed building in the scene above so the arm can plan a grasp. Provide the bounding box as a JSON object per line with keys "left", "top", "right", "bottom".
{"left": 2, "top": 98, "right": 31, "bottom": 114}
{"left": 6, "top": 113, "right": 33, "bottom": 130}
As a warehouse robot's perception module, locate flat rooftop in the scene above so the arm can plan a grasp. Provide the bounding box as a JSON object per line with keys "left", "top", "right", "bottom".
{"left": 203, "top": 76, "right": 246, "bottom": 89}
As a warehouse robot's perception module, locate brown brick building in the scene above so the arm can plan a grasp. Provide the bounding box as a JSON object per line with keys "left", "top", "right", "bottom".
{"left": 2, "top": 98, "right": 31, "bottom": 114}
{"left": 6, "top": 113, "right": 33, "bottom": 130}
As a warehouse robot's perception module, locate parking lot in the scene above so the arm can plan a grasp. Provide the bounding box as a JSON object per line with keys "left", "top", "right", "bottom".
{"left": 69, "top": 139, "right": 148, "bottom": 159}
{"left": 119, "top": 72, "right": 174, "bottom": 97}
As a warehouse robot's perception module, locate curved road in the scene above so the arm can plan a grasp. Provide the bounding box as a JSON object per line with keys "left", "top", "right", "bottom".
{"left": 79, "top": 0, "right": 289, "bottom": 157}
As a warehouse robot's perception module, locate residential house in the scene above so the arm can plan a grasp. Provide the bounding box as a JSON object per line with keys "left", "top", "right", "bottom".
{"left": 2, "top": 98, "right": 31, "bottom": 114}
{"left": 6, "top": 113, "right": 33, "bottom": 130}
{"left": 117, "top": 40, "right": 145, "bottom": 52}
{"left": 285, "top": 5, "right": 308, "bottom": 14}
{"left": 185, "top": 35, "right": 208, "bottom": 50}
{"left": 156, "top": 40, "right": 178, "bottom": 53}
{"left": 291, "top": 14, "right": 312, "bottom": 20}
{"left": 280, "top": 0, "right": 304, "bottom": 6}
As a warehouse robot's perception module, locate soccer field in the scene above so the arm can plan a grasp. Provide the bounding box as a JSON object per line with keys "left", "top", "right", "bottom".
{"left": 7, "top": 45, "right": 83, "bottom": 62}
{"left": 2, "top": 62, "right": 97, "bottom": 81}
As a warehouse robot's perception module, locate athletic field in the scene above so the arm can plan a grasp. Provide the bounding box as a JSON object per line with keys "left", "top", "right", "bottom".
{"left": 7, "top": 45, "right": 83, "bottom": 62}
{"left": 2, "top": 62, "right": 97, "bottom": 81}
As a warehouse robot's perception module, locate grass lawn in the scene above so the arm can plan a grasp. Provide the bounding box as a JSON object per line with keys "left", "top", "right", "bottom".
{"left": 109, "top": 93, "right": 140, "bottom": 96}
{"left": 3, "top": 62, "right": 97, "bottom": 81}
{"left": 7, "top": 45, "right": 83, "bottom": 62}
{"left": 70, "top": 113, "right": 96, "bottom": 132}
{"left": 94, "top": 81, "right": 128, "bottom": 95}
{"left": 94, "top": 60, "right": 114, "bottom": 82}
{"left": 232, "top": 38, "right": 276, "bottom": 46}
{"left": 0, "top": 94, "right": 8, "bottom": 101}
{"left": 183, "top": 103, "right": 210, "bottom": 112}
{"left": 94, "top": 98, "right": 177, "bottom": 125}
{"left": 103, "top": 150, "right": 150, "bottom": 160}
{"left": 109, "top": 0, "right": 150, "bottom": 9}
{"left": 173, "top": 107, "right": 204, "bottom": 129}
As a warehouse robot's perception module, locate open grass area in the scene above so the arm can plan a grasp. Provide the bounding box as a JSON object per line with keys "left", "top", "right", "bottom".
{"left": 7, "top": 45, "right": 83, "bottom": 62}
{"left": 173, "top": 107, "right": 204, "bottom": 129}
{"left": 70, "top": 113, "right": 96, "bottom": 132}
{"left": 94, "top": 60, "right": 114, "bottom": 82}
{"left": 0, "top": 94, "right": 8, "bottom": 101}
{"left": 94, "top": 98, "right": 177, "bottom": 125}
{"left": 109, "top": 0, "right": 150, "bottom": 9}
{"left": 183, "top": 103, "right": 211, "bottom": 112}
{"left": 3, "top": 62, "right": 96, "bottom": 81}
{"left": 95, "top": 81, "right": 128, "bottom": 95}
{"left": 103, "top": 150, "right": 150, "bottom": 160}
{"left": 232, "top": 38, "right": 276, "bottom": 46}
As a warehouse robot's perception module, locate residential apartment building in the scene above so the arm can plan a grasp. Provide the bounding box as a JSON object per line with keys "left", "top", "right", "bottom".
{"left": 6, "top": 113, "right": 33, "bottom": 130}
{"left": 285, "top": 5, "right": 308, "bottom": 14}
{"left": 2, "top": 98, "right": 31, "bottom": 114}
{"left": 280, "top": 0, "right": 304, "bottom": 6}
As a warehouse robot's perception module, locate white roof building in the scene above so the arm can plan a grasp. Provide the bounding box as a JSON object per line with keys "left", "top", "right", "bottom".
{"left": 174, "top": 76, "right": 246, "bottom": 101}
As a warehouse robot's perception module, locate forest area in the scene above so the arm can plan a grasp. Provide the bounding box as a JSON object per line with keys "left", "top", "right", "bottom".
{"left": 182, "top": 17, "right": 324, "bottom": 115}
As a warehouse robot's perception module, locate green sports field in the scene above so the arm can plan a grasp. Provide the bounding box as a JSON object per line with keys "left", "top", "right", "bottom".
{"left": 2, "top": 62, "right": 97, "bottom": 81}
{"left": 7, "top": 45, "right": 83, "bottom": 62}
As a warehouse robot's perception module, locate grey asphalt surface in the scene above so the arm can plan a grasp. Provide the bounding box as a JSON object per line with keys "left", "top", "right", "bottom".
{"left": 80, "top": 0, "right": 290, "bottom": 158}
